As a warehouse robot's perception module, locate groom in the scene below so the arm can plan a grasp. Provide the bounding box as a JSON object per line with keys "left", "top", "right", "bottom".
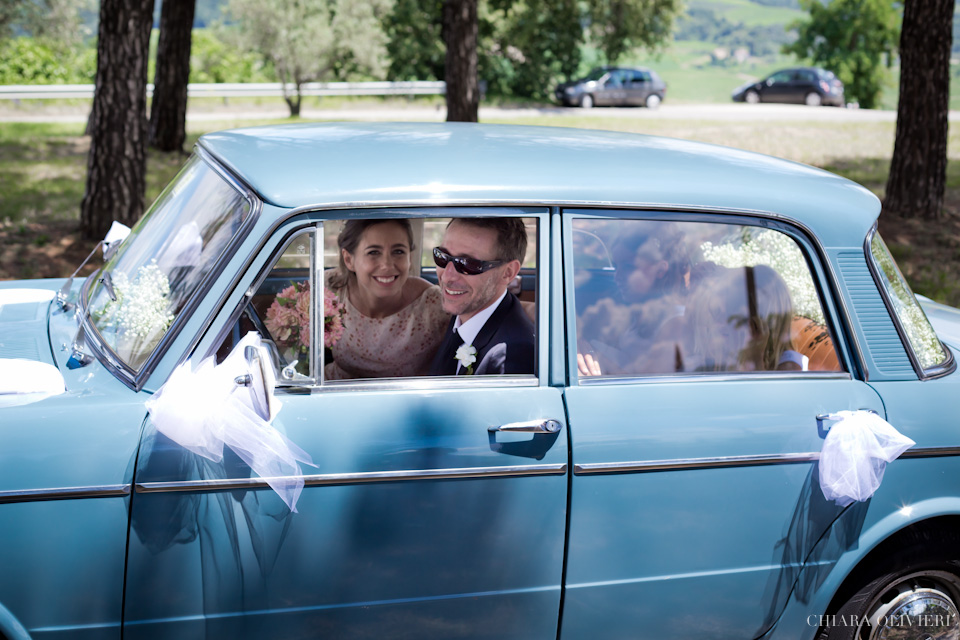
{"left": 429, "top": 218, "right": 535, "bottom": 376}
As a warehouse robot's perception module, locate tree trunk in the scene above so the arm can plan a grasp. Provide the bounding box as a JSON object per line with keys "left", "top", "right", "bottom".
{"left": 80, "top": 0, "right": 155, "bottom": 241}
{"left": 149, "top": 0, "right": 196, "bottom": 152}
{"left": 442, "top": 0, "right": 478, "bottom": 123}
{"left": 884, "top": 0, "right": 954, "bottom": 219}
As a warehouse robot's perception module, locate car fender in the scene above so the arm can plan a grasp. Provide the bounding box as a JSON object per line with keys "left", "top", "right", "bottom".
{"left": 0, "top": 601, "right": 31, "bottom": 640}
{"left": 762, "top": 493, "right": 960, "bottom": 640}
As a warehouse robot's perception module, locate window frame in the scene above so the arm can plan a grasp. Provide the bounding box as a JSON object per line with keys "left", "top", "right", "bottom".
{"left": 562, "top": 209, "right": 857, "bottom": 386}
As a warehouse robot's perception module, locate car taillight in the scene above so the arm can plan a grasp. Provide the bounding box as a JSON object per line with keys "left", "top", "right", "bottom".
{"left": 820, "top": 80, "right": 830, "bottom": 93}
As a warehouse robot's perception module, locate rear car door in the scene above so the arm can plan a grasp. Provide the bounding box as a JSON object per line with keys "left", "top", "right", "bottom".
{"left": 124, "top": 209, "right": 569, "bottom": 640}
{"left": 560, "top": 211, "right": 884, "bottom": 639}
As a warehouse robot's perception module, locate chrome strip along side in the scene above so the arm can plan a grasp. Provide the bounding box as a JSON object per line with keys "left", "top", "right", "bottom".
{"left": 137, "top": 464, "right": 568, "bottom": 494}
{"left": 574, "top": 447, "right": 960, "bottom": 475}
{"left": 0, "top": 485, "right": 130, "bottom": 504}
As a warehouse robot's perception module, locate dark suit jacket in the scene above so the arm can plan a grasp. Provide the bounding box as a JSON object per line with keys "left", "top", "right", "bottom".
{"left": 429, "top": 293, "right": 535, "bottom": 376}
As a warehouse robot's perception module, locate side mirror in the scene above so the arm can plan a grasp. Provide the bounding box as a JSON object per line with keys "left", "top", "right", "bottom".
{"left": 239, "top": 344, "right": 277, "bottom": 422}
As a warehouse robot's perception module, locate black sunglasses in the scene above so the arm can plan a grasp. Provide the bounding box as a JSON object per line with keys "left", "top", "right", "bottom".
{"left": 433, "top": 247, "right": 504, "bottom": 276}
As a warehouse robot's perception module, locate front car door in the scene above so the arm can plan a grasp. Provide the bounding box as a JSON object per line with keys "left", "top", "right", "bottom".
{"left": 124, "top": 208, "right": 568, "bottom": 640}
{"left": 560, "top": 211, "right": 884, "bottom": 639}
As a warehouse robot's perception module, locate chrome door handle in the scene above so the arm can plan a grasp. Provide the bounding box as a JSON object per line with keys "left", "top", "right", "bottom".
{"left": 817, "top": 409, "right": 880, "bottom": 436}
{"left": 489, "top": 419, "right": 562, "bottom": 434}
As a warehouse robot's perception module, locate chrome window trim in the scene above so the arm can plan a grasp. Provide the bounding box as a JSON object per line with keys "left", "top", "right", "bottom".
{"left": 573, "top": 446, "right": 960, "bottom": 475}
{"left": 863, "top": 225, "right": 955, "bottom": 380}
{"left": 299, "top": 374, "right": 538, "bottom": 394}
{"left": 562, "top": 208, "right": 866, "bottom": 383}
{"left": 81, "top": 147, "right": 262, "bottom": 392}
{"left": 577, "top": 372, "right": 852, "bottom": 386}
{"left": 136, "top": 463, "right": 567, "bottom": 494}
{"left": 0, "top": 484, "right": 130, "bottom": 504}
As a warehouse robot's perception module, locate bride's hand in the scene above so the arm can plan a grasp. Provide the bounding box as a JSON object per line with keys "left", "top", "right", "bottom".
{"left": 577, "top": 352, "right": 602, "bottom": 377}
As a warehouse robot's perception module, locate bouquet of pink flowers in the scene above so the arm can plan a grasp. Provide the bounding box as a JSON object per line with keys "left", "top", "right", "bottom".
{"left": 264, "top": 282, "right": 345, "bottom": 371}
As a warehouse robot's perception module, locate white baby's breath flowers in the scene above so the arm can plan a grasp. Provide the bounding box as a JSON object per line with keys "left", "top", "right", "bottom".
{"left": 99, "top": 260, "right": 175, "bottom": 340}
{"left": 701, "top": 228, "right": 825, "bottom": 325}
{"left": 455, "top": 344, "right": 477, "bottom": 372}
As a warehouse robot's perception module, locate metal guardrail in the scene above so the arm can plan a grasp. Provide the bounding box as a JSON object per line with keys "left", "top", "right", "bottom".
{"left": 0, "top": 81, "right": 446, "bottom": 100}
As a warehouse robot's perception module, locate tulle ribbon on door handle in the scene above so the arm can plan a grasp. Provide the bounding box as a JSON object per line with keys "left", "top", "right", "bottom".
{"left": 145, "top": 332, "right": 314, "bottom": 512}
{"left": 818, "top": 410, "right": 914, "bottom": 507}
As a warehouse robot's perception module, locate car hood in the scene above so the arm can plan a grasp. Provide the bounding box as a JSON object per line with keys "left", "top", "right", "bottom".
{"left": 0, "top": 279, "right": 61, "bottom": 367}
{"left": 919, "top": 295, "right": 960, "bottom": 350}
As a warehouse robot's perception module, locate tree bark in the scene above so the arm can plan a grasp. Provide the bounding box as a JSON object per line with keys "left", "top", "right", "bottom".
{"left": 884, "top": 0, "right": 954, "bottom": 219}
{"left": 149, "top": 0, "right": 196, "bottom": 152}
{"left": 442, "top": 0, "right": 478, "bottom": 123}
{"left": 80, "top": 0, "right": 155, "bottom": 241}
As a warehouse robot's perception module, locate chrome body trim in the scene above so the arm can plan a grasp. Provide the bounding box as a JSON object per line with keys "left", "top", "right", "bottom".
{"left": 574, "top": 453, "right": 821, "bottom": 475}
{"left": 314, "top": 374, "right": 538, "bottom": 393}
{"left": 136, "top": 464, "right": 568, "bottom": 494}
{"left": 864, "top": 224, "right": 956, "bottom": 380}
{"left": 0, "top": 484, "right": 130, "bottom": 504}
{"left": 574, "top": 446, "right": 960, "bottom": 475}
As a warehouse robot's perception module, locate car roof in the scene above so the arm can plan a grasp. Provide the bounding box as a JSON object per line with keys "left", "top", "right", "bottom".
{"left": 198, "top": 122, "right": 879, "bottom": 240}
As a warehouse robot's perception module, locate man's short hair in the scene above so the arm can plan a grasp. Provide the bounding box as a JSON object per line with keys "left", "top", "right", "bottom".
{"left": 449, "top": 218, "right": 528, "bottom": 263}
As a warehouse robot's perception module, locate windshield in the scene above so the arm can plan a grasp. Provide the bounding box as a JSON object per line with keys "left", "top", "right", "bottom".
{"left": 869, "top": 232, "right": 948, "bottom": 371}
{"left": 584, "top": 68, "right": 608, "bottom": 81}
{"left": 86, "top": 155, "right": 253, "bottom": 371}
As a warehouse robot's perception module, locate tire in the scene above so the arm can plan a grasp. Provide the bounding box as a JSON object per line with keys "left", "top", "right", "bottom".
{"left": 745, "top": 90, "right": 760, "bottom": 104}
{"left": 816, "top": 534, "right": 960, "bottom": 640}
{"left": 805, "top": 92, "right": 823, "bottom": 107}
{"left": 645, "top": 94, "right": 661, "bottom": 109}
{"left": 580, "top": 94, "right": 594, "bottom": 109}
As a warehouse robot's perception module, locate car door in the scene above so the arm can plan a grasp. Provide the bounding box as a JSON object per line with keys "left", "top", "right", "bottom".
{"left": 123, "top": 209, "right": 568, "bottom": 640}
{"left": 623, "top": 70, "right": 649, "bottom": 106}
{"left": 762, "top": 71, "right": 795, "bottom": 103}
{"left": 559, "top": 211, "right": 885, "bottom": 639}
{"left": 596, "top": 70, "right": 628, "bottom": 106}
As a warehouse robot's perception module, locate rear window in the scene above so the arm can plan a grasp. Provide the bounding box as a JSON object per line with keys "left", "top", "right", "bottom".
{"left": 869, "top": 232, "right": 948, "bottom": 371}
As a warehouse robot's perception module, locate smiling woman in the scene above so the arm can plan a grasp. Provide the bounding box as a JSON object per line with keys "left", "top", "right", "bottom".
{"left": 323, "top": 218, "right": 449, "bottom": 380}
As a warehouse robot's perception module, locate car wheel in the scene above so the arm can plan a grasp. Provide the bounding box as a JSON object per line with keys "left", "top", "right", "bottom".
{"left": 805, "top": 92, "right": 823, "bottom": 107}
{"left": 580, "top": 94, "right": 594, "bottom": 109}
{"left": 645, "top": 94, "right": 661, "bottom": 109}
{"left": 815, "top": 534, "right": 960, "bottom": 640}
{"left": 745, "top": 90, "right": 760, "bottom": 104}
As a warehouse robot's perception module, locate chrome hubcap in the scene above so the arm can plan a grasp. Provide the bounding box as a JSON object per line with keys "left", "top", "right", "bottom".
{"left": 865, "top": 572, "right": 960, "bottom": 640}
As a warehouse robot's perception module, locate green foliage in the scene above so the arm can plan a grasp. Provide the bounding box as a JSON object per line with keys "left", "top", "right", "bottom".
{"left": 784, "top": 0, "right": 899, "bottom": 109}
{"left": 585, "top": 0, "right": 684, "bottom": 62}
{"left": 486, "top": 0, "right": 581, "bottom": 100}
{"left": 222, "top": 0, "right": 392, "bottom": 114}
{"left": 385, "top": 0, "right": 445, "bottom": 81}
{"left": 190, "top": 28, "right": 272, "bottom": 83}
{"left": 0, "top": 37, "right": 96, "bottom": 84}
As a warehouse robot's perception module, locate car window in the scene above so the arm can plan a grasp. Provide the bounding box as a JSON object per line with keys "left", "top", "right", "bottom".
{"left": 768, "top": 71, "right": 792, "bottom": 85}
{"left": 869, "top": 232, "right": 948, "bottom": 371}
{"left": 322, "top": 215, "right": 539, "bottom": 381}
{"left": 573, "top": 218, "right": 843, "bottom": 377}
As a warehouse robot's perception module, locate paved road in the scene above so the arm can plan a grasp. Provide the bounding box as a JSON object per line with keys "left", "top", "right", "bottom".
{"left": 0, "top": 102, "right": 924, "bottom": 124}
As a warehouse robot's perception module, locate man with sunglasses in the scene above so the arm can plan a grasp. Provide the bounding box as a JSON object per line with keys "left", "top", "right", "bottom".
{"left": 428, "top": 218, "right": 535, "bottom": 376}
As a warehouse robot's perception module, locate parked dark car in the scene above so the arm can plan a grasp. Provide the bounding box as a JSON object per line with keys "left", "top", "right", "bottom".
{"left": 732, "top": 67, "right": 844, "bottom": 106}
{"left": 555, "top": 66, "right": 666, "bottom": 109}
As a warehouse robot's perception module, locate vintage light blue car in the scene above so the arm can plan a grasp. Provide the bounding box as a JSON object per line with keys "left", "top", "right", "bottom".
{"left": 2, "top": 122, "right": 960, "bottom": 640}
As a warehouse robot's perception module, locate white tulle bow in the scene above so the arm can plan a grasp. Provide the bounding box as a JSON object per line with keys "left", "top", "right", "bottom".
{"left": 145, "top": 332, "right": 314, "bottom": 512}
{"left": 818, "top": 410, "right": 914, "bottom": 507}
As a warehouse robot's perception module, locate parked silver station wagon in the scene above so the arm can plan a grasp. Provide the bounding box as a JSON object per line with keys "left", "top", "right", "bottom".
{"left": 1, "top": 122, "right": 960, "bottom": 640}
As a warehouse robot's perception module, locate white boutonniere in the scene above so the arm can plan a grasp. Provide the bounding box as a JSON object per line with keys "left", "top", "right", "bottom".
{"left": 455, "top": 344, "right": 477, "bottom": 374}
